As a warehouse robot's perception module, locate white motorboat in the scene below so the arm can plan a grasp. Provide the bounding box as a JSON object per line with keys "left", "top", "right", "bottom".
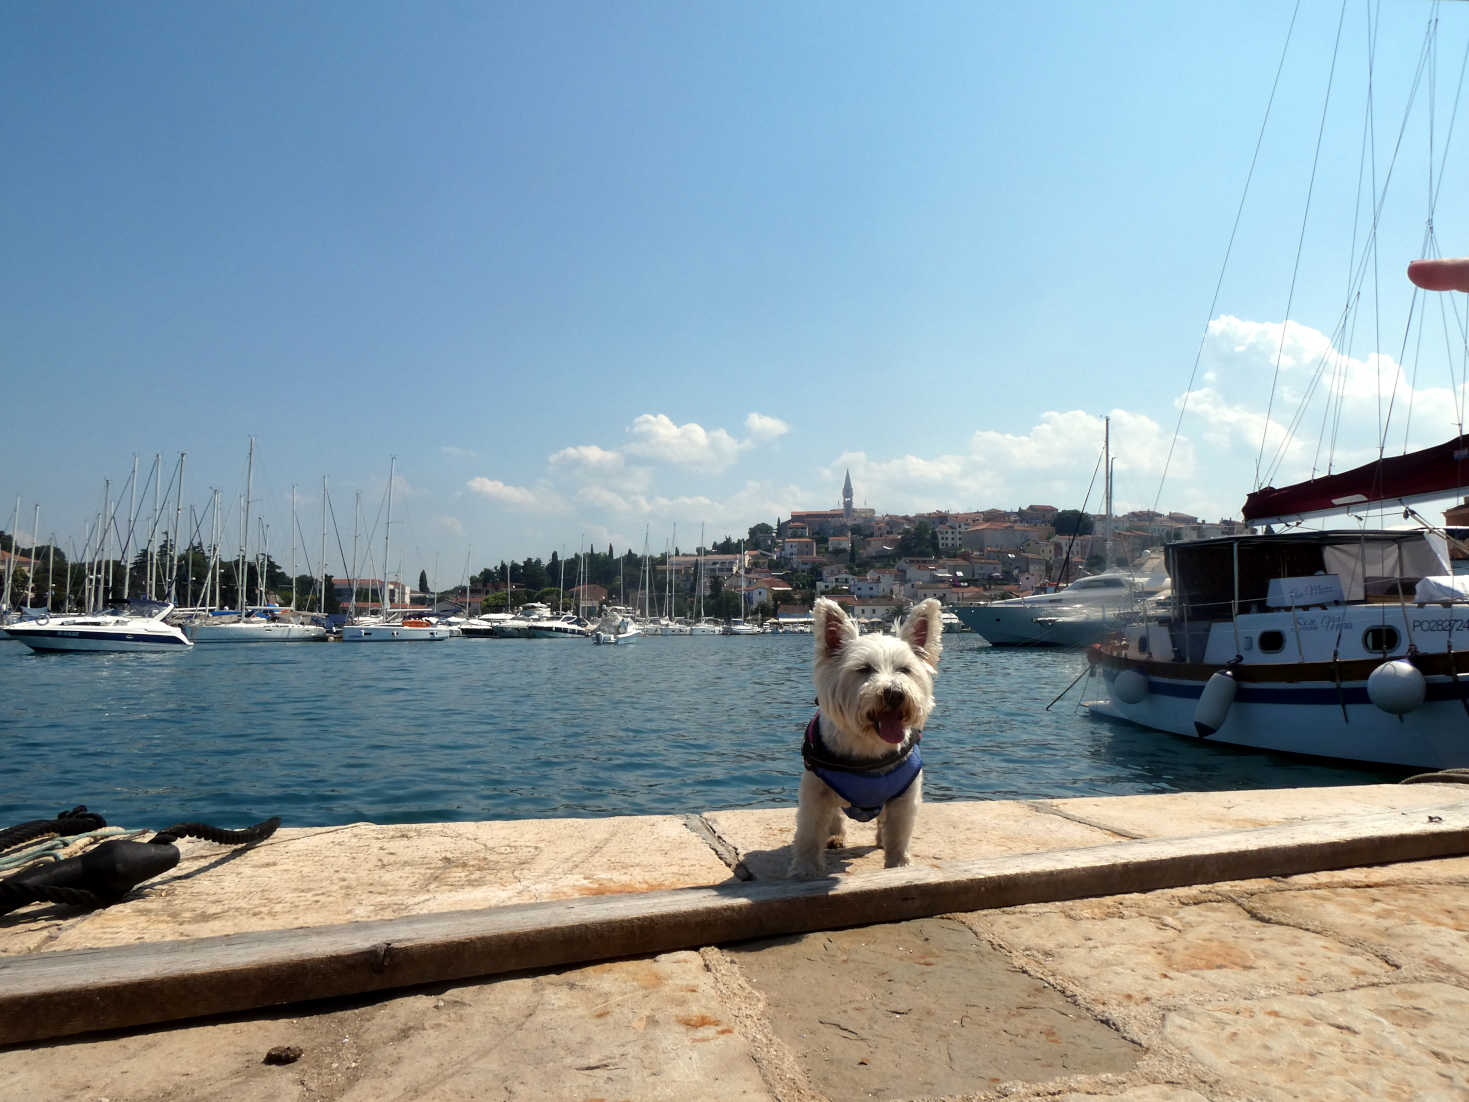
{"left": 591, "top": 611, "right": 641, "bottom": 645}
{"left": 461, "top": 612, "right": 515, "bottom": 638}
{"left": 724, "top": 619, "right": 760, "bottom": 635}
{"left": 689, "top": 618, "right": 724, "bottom": 635}
{"left": 341, "top": 610, "right": 451, "bottom": 642}
{"left": 182, "top": 608, "right": 327, "bottom": 643}
{"left": 1084, "top": 528, "right": 1469, "bottom": 768}
{"left": 4, "top": 601, "right": 193, "bottom": 652}
{"left": 525, "top": 612, "right": 592, "bottom": 639}
{"left": 953, "top": 568, "right": 1167, "bottom": 646}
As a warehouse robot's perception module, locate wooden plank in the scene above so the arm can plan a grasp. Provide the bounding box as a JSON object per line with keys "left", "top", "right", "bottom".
{"left": 2, "top": 800, "right": 1467, "bottom": 1046}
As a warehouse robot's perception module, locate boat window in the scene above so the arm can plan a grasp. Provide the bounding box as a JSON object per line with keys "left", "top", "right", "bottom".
{"left": 1363, "top": 626, "right": 1400, "bottom": 654}
{"left": 1073, "top": 577, "right": 1126, "bottom": 589}
{"left": 1257, "top": 630, "right": 1286, "bottom": 653}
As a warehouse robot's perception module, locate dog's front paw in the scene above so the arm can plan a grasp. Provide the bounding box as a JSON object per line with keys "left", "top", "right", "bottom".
{"left": 788, "top": 857, "right": 826, "bottom": 879}
{"left": 824, "top": 831, "right": 846, "bottom": 850}
{"left": 883, "top": 852, "right": 911, "bottom": 869}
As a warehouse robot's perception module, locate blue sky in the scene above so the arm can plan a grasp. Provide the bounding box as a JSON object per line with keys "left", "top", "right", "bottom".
{"left": 4, "top": 2, "right": 1467, "bottom": 589}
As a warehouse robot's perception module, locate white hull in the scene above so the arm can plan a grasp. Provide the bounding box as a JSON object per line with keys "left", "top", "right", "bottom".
{"left": 954, "top": 569, "right": 1164, "bottom": 646}
{"left": 525, "top": 623, "right": 591, "bottom": 639}
{"left": 1086, "top": 533, "right": 1469, "bottom": 769}
{"left": 955, "top": 602, "right": 1136, "bottom": 646}
{"left": 341, "top": 623, "right": 449, "bottom": 642}
{"left": 1086, "top": 663, "right": 1469, "bottom": 769}
{"left": 592, "top": 630, "right": 641, "bottom": 645}
{"left": 5, "top": 610, "right": 193, "bottom": 652}
{"left": 186, "top": 619, "right": 327, "bottom": 643}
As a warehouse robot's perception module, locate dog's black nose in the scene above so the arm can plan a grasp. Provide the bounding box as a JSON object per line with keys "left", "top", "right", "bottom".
{"left": 882, "top": 687, "right": 905, "bottom": 710}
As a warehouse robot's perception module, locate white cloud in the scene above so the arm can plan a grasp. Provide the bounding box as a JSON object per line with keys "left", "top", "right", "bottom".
{"left": 549, "top": 444, "right": 624, "bottom": 472}
{"left": 744, "top": 412, "right": 790, "bottom": 443}
{"left": 466, "top": 477, "right": 544, "bottom": 509}
{"left": 434, "top": 514, "right": 465, "bottom": 535}
{"left": 624, "top": 413, "right": 744, "bottom": 471}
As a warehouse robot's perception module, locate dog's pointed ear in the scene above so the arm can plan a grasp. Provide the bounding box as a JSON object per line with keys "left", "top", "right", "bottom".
{"left": 899, "top": 599, "right": 944, "bottom": 668}
{"left": 813, "top": 597, "right": 857, "bottom": 660}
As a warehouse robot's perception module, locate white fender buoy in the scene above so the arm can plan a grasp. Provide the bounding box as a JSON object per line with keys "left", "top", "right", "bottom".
{"left": 1366, "top": 659, "right": 1425, "bottom": 716}
{"left": 1112, "top": 668, "right": 1149, "bottom": 705}
{"left": 1193, "top": 669, "right": 1237, "bottom": 737}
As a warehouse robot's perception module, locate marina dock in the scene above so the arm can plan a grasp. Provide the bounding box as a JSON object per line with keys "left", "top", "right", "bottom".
{"left": 3, "top": 781, "right": 1468, "bottom": 1100}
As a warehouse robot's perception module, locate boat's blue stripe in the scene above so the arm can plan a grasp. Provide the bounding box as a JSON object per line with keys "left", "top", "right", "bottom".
{"left": 11, "top": 629, "right": 189, "bottom": 645}
{"left": 1139, "top": 678, "right": 1469, "bottom": 707}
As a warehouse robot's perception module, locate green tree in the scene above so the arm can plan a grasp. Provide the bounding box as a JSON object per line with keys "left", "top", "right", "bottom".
{"left": 897, "top": 522, "right": 940, "bottom": 559}
{"left": 1054, "top": 510, "right": 1094, "bottom": 536}
{"left": 418, "top": 569, "right": 429, "bottom": 594}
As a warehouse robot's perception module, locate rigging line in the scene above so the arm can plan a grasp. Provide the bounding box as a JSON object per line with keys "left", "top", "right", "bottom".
{"left": 1254, "top": 0, "right": 1350, "bottom": 493}
{"left": 1276, "top": 309, "right": 1354, "bottom": 484}
{"left": 1151, "top": 0, "right": 1303, "bottom": 515}
{"left": 1312, "top": 303, "right": 1356, "bottom": 478}
{"left": 1429, "top": 22, "right": 1469, "bottom": 433}
{"left": 1053, "top": 444, "right": 1103, "bottom": 587}
{"left": 325, "top": 491, "right": 353, "bottom": 598}
{"left": 1376, "top": 12, "right": 1441, "bottom": 449}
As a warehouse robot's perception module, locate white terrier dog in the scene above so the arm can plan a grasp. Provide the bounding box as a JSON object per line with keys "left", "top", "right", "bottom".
{"left": 789, "top": 597, "right": 943, "bottom": 878}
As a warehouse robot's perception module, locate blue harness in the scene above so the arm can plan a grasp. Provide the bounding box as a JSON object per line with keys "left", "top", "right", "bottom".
{"left": 802, "top": 714, "right": 922, "bottom": 822}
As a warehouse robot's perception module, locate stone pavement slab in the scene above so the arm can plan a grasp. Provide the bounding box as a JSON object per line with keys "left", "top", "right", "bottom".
{"left": 0, "top": 950, "right": 772, "bottom": 1102}
{"left": 724, "top": 916, "right": 1141, "bottom": 1100}
{"left": 4, "top": 785, "right": 1469, "bottom": 1101}
{"left": 705, "top": 799, "right": 1123, "bottom": 881}
{"left": 1034, "top": 782, "right": 1469, "bottom": 839}
{"left": 0, "top": 815, "right": 734, "bottom": 955}
{"left": 1159, "top": 981, "right": 1469, "bottom": 1101}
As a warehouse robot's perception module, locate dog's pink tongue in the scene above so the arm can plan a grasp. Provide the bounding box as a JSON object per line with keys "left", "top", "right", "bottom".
{"left": 876, "top": 710, "right": 907, "bottom": 744}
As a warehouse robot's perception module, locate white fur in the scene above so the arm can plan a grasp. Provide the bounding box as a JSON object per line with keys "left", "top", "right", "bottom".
{"left": 789, "top": 597, "right": 943, "bottom": 878}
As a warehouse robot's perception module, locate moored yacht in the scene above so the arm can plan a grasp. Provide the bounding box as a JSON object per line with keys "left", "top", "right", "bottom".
{"left": 4, "top": 600, "right": 193, "bottom": 652}
{"left": 1086, "top": 528, "right": 1469, "bottom": 768}
{"left": 953, "top": 565, "right": 1168, "bottom": 646}
{"left": 526, "top": 612, "right": 592, "bottom": 639}
{"left": 181, "top": 607, "right": 327, "bottom": 643}
{"left": 341, "top": 609, "right": 451, "bottom": 642}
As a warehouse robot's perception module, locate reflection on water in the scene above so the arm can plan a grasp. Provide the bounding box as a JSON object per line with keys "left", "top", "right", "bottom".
{"left": 0, "top": 633, "right": 1405, "bottom": 827}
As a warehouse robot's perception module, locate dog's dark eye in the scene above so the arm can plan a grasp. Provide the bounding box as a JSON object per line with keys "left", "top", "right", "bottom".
{"left": 858, "top": 662, "right": 876, "bottom": 675}
{"left": 899, "top": 666, "right": 915, "bottom": 676}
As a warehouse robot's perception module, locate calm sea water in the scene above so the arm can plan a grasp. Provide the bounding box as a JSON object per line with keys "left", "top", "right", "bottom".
{"left": 0, "top": 633, "right": 1405, "bottom": 831}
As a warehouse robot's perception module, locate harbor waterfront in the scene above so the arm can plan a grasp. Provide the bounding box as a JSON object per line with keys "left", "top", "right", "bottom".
{"left": 0, "top": 633, "right": 1404, "bottom": 829}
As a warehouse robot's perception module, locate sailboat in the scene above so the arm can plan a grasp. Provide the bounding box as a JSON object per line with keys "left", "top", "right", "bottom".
{"left": 725, "top": 540, "right": 760, "bottom": 634}
{"left": 689, "top": 525, "right": 723, "bottom": 634}
{"left": 342, "top": 458, "right": 449, "bottom": 642}
{"left": 1086, "top": 6, "right": 1469, "bottom": 768}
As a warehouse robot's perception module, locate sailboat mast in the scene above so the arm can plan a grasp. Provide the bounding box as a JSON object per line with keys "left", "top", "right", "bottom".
{"left": 240, "top": 437, "right": 254, "bottom": 617}
{"left": 28, "top": 504, "right": 39, "bottom": 607}
{"left": 319, "top": 476, "right": 328, "bottom": 616}
{"left": 289, "top": 484, "right": 297, "bottom": 611}
{"left": 382, "top": 456, "right": 396, "bottom": 613}
{"left": 2, "top": 496, "right": 18, "bottom": 613}
{"left": 148, "top": 453, "right": 160, "bottom": 599}
{"left": 171, "top": 452, "right": 185, "bottom": 604}
{"left": 1102, "top": 416, "right": 1113, "bottom": 571}
{"left": 350, "top": 491, "right": 360, "bottom": 619}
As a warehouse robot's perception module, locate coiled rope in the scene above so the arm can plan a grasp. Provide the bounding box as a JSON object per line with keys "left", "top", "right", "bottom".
{"left": 0, "top": 808, "right": 281, "bottom": 915}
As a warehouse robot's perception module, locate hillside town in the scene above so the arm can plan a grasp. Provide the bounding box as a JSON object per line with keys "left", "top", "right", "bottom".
{"left": 420, "top": 471, "right": 1252, "bottom": 626}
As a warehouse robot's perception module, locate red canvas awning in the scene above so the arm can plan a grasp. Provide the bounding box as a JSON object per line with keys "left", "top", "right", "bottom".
{"left": 1242, "top": 435, "right": 1469, "bottom": 523}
